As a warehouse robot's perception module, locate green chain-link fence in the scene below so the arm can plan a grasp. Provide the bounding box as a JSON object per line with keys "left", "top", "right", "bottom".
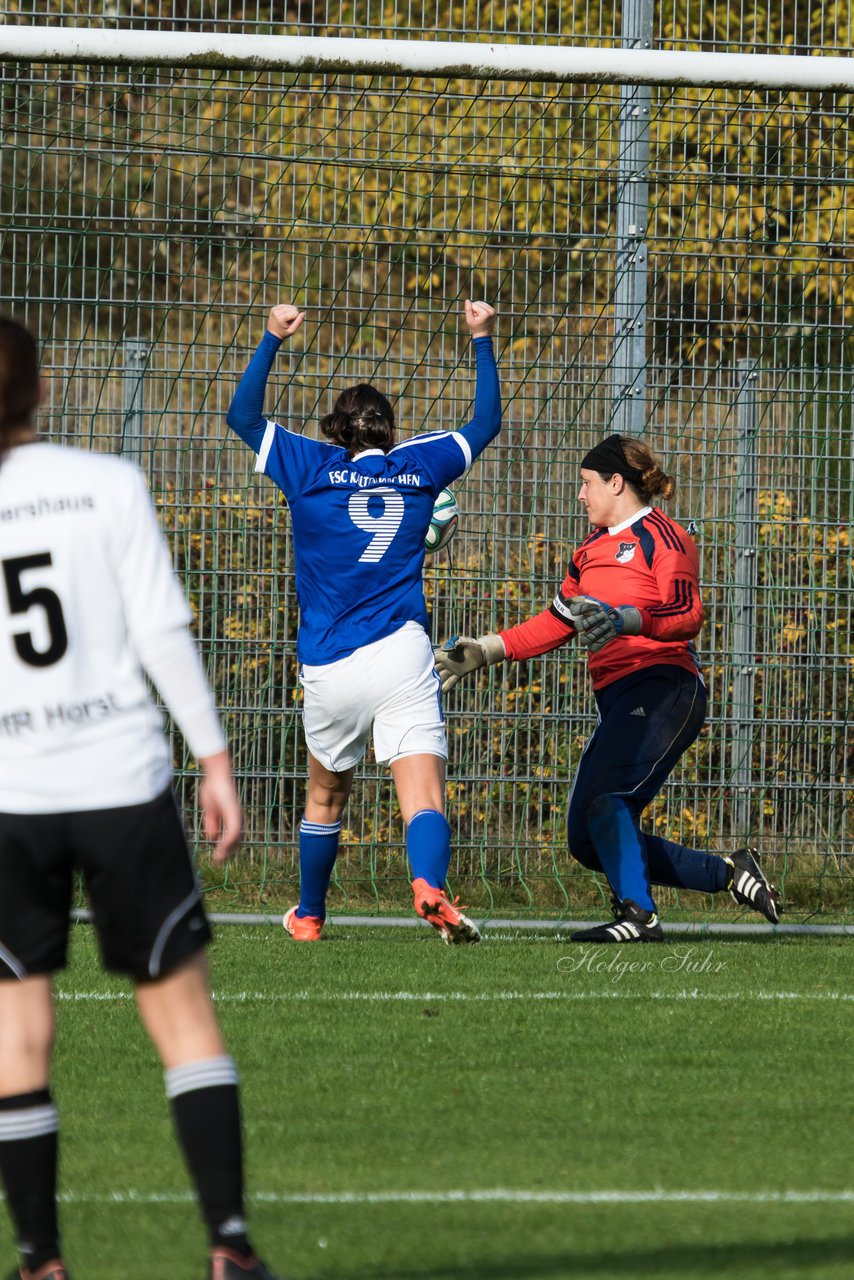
{"left": 1, "top": 2, "right": 851, "bottom": 918}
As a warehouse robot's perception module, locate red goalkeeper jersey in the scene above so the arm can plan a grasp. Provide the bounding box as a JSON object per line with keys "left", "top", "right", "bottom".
{"left": 499, "top": 506, "right": 704, "bottom": 691}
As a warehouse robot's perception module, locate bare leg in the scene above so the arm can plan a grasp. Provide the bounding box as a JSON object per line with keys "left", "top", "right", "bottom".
{"left": 390, "top": 753, "right": 445, "bottom": 823}
{"left": 134, "top": 951, "right": 224, "bottom": 1070}
{"left": 0, "top": 977, "right": 54, "bottom": 1095}
{"left": 305, "top": 752, "right": 355, "bottom": 824}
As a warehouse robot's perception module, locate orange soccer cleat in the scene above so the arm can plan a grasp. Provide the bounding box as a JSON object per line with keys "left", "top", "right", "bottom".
{"left": 282, "top": 905, "right": 324, "bottom": 941}
{"left": 412, "top": 878, "right": 481, "bottom": 945}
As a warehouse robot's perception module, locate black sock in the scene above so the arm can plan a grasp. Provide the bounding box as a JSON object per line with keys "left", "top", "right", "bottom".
{"left": 0, "top": 1089, "right": 61, "bottom": 1272}
{"left": 165, "top": 1057, "right": 252, "bottom": 1257}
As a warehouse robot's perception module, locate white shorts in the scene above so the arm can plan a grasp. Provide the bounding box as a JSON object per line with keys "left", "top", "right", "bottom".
{"left": 300, "top": 622, "right": 447, "bottom": 773}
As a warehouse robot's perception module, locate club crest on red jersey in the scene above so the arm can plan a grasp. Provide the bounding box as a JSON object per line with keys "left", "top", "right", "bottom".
{"left": 615, "top": 541, "right": 636, "bottom": 563}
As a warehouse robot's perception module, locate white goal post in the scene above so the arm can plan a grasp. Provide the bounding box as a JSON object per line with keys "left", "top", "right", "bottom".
{"left": 2, "top": 25, "right": 854, "bottom": 91}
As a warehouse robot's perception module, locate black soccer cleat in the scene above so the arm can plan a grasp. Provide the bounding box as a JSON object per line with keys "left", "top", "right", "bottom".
{"left": 570, "top": 898, "right": 664, "bottom": 943}
{"left": 209, "top": 1250, "right": 282, "bottom": 1280}
{"left": 725, "top": 847, "right": 782, "bottom": 923}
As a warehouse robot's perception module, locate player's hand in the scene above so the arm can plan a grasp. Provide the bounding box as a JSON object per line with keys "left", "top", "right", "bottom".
{"left": 433, "top": 633, "right": 506, "bottom": 692}
{"left": 464, "top": 300, "right": 496, "bottom": 338}
{"left": 568, "top": 597, "right": 642, "bottom": 653}
{"left": 267, "top": 304, "right": 306, "bottom": 340}
{"left": 198, "top": 750, "right": 243, "bottom": 865}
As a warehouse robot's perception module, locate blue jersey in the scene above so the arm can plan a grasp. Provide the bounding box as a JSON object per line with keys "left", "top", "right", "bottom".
{"left": 227, "top": 333, "right": 501, "bottom": 664}
{"left": 256, "top": 426, "right": 469, "bottom": 662}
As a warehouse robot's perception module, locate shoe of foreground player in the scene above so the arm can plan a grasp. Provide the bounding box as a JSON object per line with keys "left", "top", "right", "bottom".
{"left": 209, "top": 1248, "right": 281, "bottom": 1279}
{"left": 9, "top": 1264, "right": 70, "bottom": 1280}
{"left": 412, "top": 878, "right": 481, "bottom": 945}
{"left": 571, "top": 898, "right": 664, "bottom": 944}
{"left": 282, "top": 904, "right": 323, "bottom": 941}
{"left": 724, "top": 847, "right": 782, "bottom": 924}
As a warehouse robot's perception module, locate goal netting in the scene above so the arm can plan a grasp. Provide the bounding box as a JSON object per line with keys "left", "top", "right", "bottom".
{"left": 1, "top": 30, "right": 851, "bottom": 918}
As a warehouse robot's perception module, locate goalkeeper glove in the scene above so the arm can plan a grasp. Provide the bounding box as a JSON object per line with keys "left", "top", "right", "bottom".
{"left": 433, "top": 634, "right": 506, "bottom": 692}
{"left": 568, "top": 597, "right": 642, "bottom": 653}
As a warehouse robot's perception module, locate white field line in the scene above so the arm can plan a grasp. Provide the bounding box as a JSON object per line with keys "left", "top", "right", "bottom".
{"left": 212, "top": 914, "right": 854, "bottom": 936}
{"left": 69, "top": 910, "right": 854, "bottom": 935}
{"left": 54, "top": 1188, "right": 854, "bottom": 1207}
{"left": 55, "top": 989, "right": 854, "bottom": 1003}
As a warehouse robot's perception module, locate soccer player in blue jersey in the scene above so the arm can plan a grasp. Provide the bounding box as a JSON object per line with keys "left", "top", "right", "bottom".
{"left": 227, "top": 300, "right": 500, "bottom": 943}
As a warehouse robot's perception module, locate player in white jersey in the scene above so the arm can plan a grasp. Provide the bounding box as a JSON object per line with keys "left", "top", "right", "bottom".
{"left": 226, "top": 300, "right": 501, "bottom": 943}
{"left": 0, "top": 320, "right": 279, "bottom": 1280}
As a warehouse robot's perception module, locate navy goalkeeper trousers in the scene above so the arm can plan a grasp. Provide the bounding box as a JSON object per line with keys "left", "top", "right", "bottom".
{"left": 565, "top": 664, "right": 729, "bottom": 910}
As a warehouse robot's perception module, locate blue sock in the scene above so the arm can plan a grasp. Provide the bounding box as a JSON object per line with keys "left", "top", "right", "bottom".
{"left": 645, "top": 835, "right": 731, "bottom": 893}
{"left": 406, "top": 809, "right": 451, "bottom": 890}
{"left": 586, "top": 793, "right": 656, "bottom": 914}
{"left": 297, "top": 817, "right": 341, "bottom": 919}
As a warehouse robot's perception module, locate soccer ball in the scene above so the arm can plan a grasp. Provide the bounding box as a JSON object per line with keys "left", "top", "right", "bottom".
{"left": 425, "top": 488, "right": 459, "bottom": 553}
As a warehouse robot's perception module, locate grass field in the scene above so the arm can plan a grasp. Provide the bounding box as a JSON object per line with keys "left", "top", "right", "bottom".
{"left": 3, "top": 924, "right": 851, "bottom": 1279}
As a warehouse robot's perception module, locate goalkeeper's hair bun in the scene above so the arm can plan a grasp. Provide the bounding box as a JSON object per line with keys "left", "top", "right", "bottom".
{"left": 320, "top": 384, "right": 395, "bottom": 457}
{"left": 0, "top": 317, "right": 40, "bottom": 447}
{"left": 620, "top": 436, "right": 676, "bottom": 502}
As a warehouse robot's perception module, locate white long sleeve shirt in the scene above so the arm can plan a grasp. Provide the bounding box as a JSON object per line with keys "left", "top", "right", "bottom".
{"left": 0, "top": 443, "right": 224, "bottom": 813}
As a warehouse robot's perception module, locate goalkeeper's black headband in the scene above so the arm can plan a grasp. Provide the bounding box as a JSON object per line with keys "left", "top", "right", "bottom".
{"left": 580, "top": 434, "right": 644, "bottom": 485}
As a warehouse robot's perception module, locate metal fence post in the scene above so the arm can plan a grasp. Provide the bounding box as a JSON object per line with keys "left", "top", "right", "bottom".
{"left": 609, "top": 0, "right": 653, "bottom": 436}
{"left": 731, "top": 360, "right": 759, "bottom": 836}
{"left": 121, "top": 339, "right": 150, "bottom": 462}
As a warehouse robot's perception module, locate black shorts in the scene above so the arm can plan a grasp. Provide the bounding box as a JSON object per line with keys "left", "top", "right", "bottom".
{"left": 0, "top": 787, "right": 212, "bottom": 983}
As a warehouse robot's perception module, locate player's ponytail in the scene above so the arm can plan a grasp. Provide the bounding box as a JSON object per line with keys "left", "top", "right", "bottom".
{"left": 320, "top": 384, "right": 395, "bottom": 458}
{"left": 0, "top": 317, "right": 40, "bottom": 457}
{"left": 619, "top": 437, "right": 676, "bottom": 503}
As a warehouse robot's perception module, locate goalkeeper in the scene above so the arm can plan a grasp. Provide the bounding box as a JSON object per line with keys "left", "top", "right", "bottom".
{"left": 435, "top": 433, "right": 782, "bottom": 942}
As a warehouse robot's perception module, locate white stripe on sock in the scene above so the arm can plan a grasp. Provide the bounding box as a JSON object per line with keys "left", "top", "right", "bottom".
{"left": 0, "top": 1104, "right": 58, "bottom": 1142}
{"left": 300, "top": 820, "right": 342, "bottom": 835}
{"left": 164, "top": 1056, "right": 238, "bottom": 1100}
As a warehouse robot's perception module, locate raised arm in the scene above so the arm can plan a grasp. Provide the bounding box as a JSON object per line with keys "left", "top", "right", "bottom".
{"left": 226, "top": 304, "right": 306, "bottom": 450}
{"left": 457, "top": 300, "right": 501, "bottom": 459}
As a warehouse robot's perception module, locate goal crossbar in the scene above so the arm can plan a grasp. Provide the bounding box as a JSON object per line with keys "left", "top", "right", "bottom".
{"left": 2, "top": 25, "right": 854, "bottom": 91}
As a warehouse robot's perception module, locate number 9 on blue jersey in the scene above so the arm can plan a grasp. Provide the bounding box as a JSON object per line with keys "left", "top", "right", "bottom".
{"left": 425, "top": 488, "right": 459, "bottom": 554}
